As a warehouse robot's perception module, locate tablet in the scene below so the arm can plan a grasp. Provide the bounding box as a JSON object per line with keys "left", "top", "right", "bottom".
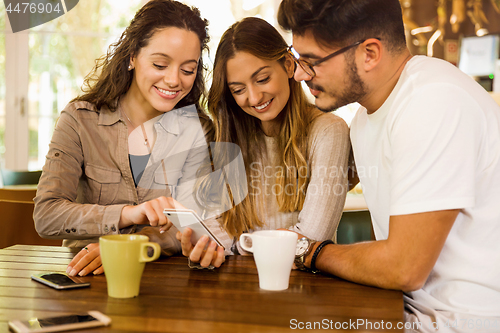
{"left": 164, "top": 208, "right": 224, "bottom": 248}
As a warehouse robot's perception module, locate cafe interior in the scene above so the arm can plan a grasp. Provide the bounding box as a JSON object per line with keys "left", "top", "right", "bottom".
{"left": 1, "top": 0, "right": 500, "bottom": 332}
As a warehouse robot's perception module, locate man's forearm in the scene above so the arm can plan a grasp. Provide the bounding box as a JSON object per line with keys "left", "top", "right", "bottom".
{"left": 306, "top": 240, "right": 417, "bottom": 291}
{"left": 306, "top": 210, "right": 459, "bottom": 291}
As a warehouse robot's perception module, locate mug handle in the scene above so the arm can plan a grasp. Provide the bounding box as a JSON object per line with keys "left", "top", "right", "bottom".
{"left": 239, "top": 234, "right": 254, "bottom": 253}
{"left": 139, "top": 242, "right": 161, "bottom": 263}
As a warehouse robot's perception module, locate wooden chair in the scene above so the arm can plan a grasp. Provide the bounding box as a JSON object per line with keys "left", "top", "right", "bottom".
{"left": 0, "top": 169, "right": 42, "bottom": 186}
{"left": 0, "top": 188, "right": 37, "bottom": 201}
{"left": 0, "top": 200, "right": 61, "bottom": 249}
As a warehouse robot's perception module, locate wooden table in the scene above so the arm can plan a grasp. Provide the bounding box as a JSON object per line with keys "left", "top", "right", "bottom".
{"left": 0, "top": 245, "right": 404, "bottom": 332}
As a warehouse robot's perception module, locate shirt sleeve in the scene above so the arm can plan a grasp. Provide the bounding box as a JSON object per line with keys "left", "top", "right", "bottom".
{"left": 292, "top": 115, "right": 350, "bottom": 241}
{"left": 389, "top": 83, "right": 478, "bottom": 215}
{"left": 33, "top": 109, "right": 124, "bottom": 240}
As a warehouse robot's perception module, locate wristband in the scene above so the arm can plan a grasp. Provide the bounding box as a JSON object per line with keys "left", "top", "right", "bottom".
{"left": 310, "top": 240, "right": 333, "bottom": 273}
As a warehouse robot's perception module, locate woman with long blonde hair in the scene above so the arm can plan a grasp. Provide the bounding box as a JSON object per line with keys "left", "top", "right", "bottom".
{"left": 178, "top": 17, "right": 350, "bottom": 269}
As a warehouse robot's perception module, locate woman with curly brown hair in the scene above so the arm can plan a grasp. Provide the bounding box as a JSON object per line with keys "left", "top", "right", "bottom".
{"left": 34, "top": 0, "right": 212, "bottom": 277}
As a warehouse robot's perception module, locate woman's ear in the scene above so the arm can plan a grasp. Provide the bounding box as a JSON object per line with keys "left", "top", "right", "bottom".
{"left": 284, "top": 54, "right": 295, "bottom": 78}
{"left": 129, "top": 54, "right": 136, "bottom": 71}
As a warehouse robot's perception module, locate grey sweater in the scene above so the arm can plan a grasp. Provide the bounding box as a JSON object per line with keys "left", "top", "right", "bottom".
{"left": 206, "top": 112, "right": 351, "bottom": 255}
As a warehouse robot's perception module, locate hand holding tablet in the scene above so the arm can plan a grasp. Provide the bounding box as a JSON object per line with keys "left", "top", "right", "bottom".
{"left": 164, "top": 208, "right": 223, "bottom": 248}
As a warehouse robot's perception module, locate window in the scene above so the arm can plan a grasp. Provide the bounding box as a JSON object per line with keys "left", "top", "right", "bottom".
{"left": 26, "top": 1, "right": 142, "bottom": 170}
{"left": 2, "top": 1, "right": 142, "bottom": 170}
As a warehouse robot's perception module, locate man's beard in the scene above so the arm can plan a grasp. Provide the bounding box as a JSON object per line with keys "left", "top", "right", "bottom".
{"left": 311, "top": 56, "right": 367, "bottom": 112}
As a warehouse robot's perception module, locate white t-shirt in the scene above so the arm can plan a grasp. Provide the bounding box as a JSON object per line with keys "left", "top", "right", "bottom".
{"left": 350, "top": 56, "right": 500, "bottom": 321}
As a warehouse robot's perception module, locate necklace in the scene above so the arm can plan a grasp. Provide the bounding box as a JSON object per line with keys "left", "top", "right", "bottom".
{"left": 122, "top": 109, "right": 134, "bottom": 126}
{"left": 122, "top": 105, "right": 170, "bottom": 194}
{"left": 122, "top": 108, "right": 150, "bottom": 148}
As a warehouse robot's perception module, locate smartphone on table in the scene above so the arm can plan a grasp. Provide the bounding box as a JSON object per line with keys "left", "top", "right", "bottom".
{"left": 8, "top": 310, "right": 111, "bottom": 332}
{"left": 31, "top": 273, "right": 90, "bottom": 290}
{"left": 164, "top": 208, "right": 224, "bottom": 248}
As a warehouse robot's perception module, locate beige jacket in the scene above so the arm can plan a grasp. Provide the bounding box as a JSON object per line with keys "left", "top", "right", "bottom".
{"left": 34, "top": 101, "right": 211, "bottom": 252}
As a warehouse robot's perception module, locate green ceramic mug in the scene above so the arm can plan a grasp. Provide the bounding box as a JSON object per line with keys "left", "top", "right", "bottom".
{"left": 100, "top": 234, "right": 160, "bottom": 298}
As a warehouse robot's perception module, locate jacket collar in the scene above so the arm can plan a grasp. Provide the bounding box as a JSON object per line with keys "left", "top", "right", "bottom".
{"left": 96, "top": 101, "right": 198, "bottom": 133}
{"left": 156, "top": 104, "right": 198, "bottom": 136}
{"left": 98, "top": 103, "right": 121, "bottom": 126}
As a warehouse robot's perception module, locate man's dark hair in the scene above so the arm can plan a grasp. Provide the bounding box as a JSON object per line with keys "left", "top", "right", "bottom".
{"left": 278, "top": 0, "right": 406, "bottom": 53}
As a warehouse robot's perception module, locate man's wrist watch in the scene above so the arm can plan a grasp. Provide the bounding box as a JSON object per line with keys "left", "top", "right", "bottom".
{"left": 294, "top": 237, "right": 316, "bottom": 271}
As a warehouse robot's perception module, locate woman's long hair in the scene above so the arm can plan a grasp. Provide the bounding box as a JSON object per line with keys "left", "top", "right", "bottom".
{"left": 207, "top": 17, "right": 315, "bottom": 237}
{"left": 73, "top": 0, "right": 210, "bottom": 115}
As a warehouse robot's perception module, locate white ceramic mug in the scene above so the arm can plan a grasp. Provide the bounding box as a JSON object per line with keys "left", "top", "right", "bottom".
{"left": 239, "top": 230, "right": 298, "bottom": 291}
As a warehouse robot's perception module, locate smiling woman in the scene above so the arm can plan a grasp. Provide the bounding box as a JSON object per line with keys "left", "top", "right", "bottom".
{"left": 33, "top": 0, "right": 214, "bottom": 278}
{"left": 176, "top": 17, "right": 351, "bottom": 269}
{"left": 122, "top": 27, "right": 201, "bottom": 124}
{"left": 226, "top": 51, "right": 294, "bottom": 134}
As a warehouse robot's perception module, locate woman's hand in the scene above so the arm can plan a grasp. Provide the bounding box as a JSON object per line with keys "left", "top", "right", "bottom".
{"left": 176, "top": 228, "right": 225, "bottom": 268}
{"left": 66, "top": 243, "right": 103, "bottom": 277}
{"left": 120, "top": 196, "right": 184, "bottom": 233}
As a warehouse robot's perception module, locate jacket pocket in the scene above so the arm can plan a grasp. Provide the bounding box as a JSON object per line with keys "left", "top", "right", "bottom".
{"left": 84, "top": 164, "right": 122, "bottom": 205}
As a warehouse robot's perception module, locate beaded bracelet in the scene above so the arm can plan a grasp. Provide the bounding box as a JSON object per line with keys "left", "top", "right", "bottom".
{"left": 310, "top": 240, "right": 334, "bottom": 273}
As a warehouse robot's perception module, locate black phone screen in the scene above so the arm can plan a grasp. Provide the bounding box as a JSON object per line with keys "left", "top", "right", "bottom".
{"left": 21, "top": 314, "right": 98, "bottom": 329}
{"left": 41, "top": 273, "right": 78, "bottom": 286}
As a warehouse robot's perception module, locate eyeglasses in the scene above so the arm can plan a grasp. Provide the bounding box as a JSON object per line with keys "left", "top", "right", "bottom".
{"left": 287, "top": 38, "right": 381, "bottom": 78}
